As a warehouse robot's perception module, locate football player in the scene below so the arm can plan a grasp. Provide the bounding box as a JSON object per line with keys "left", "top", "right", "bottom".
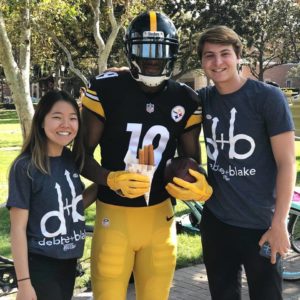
{"left": 81, "top": 11, "right": 212, "bottom": 300}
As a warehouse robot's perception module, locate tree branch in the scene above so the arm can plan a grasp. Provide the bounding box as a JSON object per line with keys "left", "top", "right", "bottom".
{"left": 49, "top": 33, "right": 88, "bottom": 86}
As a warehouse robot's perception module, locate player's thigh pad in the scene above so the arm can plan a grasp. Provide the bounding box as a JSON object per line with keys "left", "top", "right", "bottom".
{"left": 134, "top": 199, "right": 177, "bottom": 300}
{"left": 91, "top": 201, "right": 134, "bottom": 300}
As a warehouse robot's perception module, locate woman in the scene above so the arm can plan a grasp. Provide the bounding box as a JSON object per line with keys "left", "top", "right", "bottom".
{"left": 7, "top": 90, "right": 96, "bottom": 300}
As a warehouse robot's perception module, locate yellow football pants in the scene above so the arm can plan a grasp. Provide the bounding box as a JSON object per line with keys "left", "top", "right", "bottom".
{"left": 91, "top": 199, "right": 177, "bottom": 300}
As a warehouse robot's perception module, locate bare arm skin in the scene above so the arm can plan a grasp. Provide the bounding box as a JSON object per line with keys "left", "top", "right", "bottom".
{"left": 82, "top": 183, "right": 98, "bottom": 209}
{"left": 259, "top": 131, "right": 296, "bottom": 263}
{"left": 10, "top": 208, "right": 37, "bottom": 300}
{"left": 81, "top": 107, "right": 110, "bottom": 185}
{"left": 177, "top": 126, "right": 202, "bottom": 163}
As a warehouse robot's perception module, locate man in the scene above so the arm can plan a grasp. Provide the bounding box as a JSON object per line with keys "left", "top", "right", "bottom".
{"left": 195, "top": 25, "right": 295, "bottom": 300}
{"left": 81, "top": 11, "right": 212, "bottom": 300}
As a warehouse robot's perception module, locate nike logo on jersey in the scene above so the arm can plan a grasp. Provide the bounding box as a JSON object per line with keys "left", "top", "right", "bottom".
{"left": 166, "top": 215, "right": 174, "bottom": 222}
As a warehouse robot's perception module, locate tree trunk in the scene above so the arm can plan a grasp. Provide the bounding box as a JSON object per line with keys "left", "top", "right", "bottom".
{"left": 0, "top": 8, "right": 34, "bottom": 141}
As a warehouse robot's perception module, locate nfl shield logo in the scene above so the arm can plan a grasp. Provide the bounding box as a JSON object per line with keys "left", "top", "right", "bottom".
{"left": 146, "top": 103, "right": 155, "bottom": 113}
{"left": 171, "top": 106, "right": 185, "bottom": 122}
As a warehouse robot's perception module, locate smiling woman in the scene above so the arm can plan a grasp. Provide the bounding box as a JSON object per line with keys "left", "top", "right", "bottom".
{"left": 43, "top": 101, "right": 79, "bottom": 157}
{"left": 5, "top": 90, "right": 89, "bottom": 300}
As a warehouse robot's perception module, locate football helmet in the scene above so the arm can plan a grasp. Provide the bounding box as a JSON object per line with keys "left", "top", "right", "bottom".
{"left": 124, "top": 11, "right": 179, "bottom": 87}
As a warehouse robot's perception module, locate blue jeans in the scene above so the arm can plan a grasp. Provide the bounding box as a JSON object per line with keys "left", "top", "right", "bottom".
{"left": 200, "top": 206, "right": 283, "bottom": 300}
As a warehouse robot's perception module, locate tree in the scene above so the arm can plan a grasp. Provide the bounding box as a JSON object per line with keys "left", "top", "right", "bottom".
{"left": 162, "top": 0, "right": 300, "bottom": 82}
{"left": 242, "top": 0, "right": 300, "bottom": 81}
{"left": 162, "top": 0, "right": 254, "bottom": 79}
{"left": 288, "top": 65, "right": 300, "bottom": 78}
{"left": 0, "top": 0, "right": 155, "bottom": 139}
{"left": 0, "top": 0, "right": 34, "bottom": 138}
{"left": 287, "top": 64, "right": 300, "bottom": 89}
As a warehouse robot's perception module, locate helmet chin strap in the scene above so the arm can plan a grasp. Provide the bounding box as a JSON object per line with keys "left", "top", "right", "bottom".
{"left": 131, "top": 60, "right": 171, "bottom": 87}
{"left": 136, "top": 74, "right": 170, "bottom": 87}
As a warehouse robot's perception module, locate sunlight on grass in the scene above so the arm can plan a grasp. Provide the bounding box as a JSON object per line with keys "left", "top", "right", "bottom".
{"left": 0, "top": 149, "right": 20, "bottom": 204}
{"left": 0, "top": 125, "right": 22, "bottom": 148}
{"left": 176, "top": 233, "right": 202, "bottom": 268}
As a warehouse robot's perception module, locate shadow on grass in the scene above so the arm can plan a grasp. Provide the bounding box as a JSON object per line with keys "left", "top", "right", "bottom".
{"left": 297, "top": 172, "right": 300, "bottom": 186}
{"left": 0, "top": 119, "right": 19, "bottom": 125}
{"left": 0, "top": 109, "right": 19, "bottom": 125}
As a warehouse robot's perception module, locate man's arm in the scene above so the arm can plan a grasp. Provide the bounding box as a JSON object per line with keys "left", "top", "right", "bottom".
{"left": 259, "top": 131, "right": 296, "bottom": 263}
{"left": 81, "top": 107, "right": 110, "bottom": 185}
{"left": 81, "top": 107, "right": 150, "bottom": 198}
{"left": 82, "top": 183, "right": 98, "bottom": 209}
{"left": 177, "top": 126, "right": 202, "bottom": 163}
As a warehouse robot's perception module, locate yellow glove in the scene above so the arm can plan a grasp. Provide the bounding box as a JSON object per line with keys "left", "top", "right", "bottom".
{"left": 165, "top": 169, "right": 212, "bottom": 202}
{"left": 107, "top": 171, "right": 150, "bottom": 199}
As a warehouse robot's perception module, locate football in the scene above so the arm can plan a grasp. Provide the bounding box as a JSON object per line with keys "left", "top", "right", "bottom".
{"left": 164, "top": 157, "right": 205, "bottom": 184}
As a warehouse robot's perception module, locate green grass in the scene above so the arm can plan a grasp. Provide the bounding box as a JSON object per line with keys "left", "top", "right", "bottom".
{"left": 0, "top": 208, "right": 11, "bottom": 257}
{"left": 0, "top": 110, "right": 22, "bottom": 148}
{"left": 177, "top": 233, "right": 203, "bottom": 268}
{"left": 0, "top": 149, "right": 20, "bottom": 204}
{"left": 0, "top": 110, "right": 19, "bottom": 124}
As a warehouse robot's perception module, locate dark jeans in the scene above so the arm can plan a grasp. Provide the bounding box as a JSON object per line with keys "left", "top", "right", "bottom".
{"left": 200, "top": 206, "right": 283, "bottom": 300}
{"left": 28, "top": 253, "right": 77, "bottom": 300}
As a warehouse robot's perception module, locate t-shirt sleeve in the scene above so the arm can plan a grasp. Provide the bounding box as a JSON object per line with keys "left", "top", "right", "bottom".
{"left": 6, "top": 158, "right": 32, "bottom": 209}
{"left": 263, "top": 86, "right": 295, "bottom": 137}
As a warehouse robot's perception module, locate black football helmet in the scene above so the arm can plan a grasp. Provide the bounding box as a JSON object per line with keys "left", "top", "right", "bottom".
{"left": 124, "top": 11, "right": 179, "bottom": 87}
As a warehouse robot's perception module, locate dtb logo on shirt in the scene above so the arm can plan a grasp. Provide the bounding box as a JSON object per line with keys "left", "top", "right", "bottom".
{"left": 40, "top": 170, "right": 84, "bottom": 238}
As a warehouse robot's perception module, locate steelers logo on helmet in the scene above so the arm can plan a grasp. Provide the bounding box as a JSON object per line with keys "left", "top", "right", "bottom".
{"left": 124, "top": 11, "right": 179, "bottom": 87}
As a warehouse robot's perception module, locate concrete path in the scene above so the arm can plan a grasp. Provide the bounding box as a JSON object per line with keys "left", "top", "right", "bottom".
{"left": 73, "top": 263, "right": 300, "bottom": 300}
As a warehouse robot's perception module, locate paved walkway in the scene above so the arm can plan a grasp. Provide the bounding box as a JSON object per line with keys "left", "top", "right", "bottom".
{"left": 73, "top": 263, "right": 300, "bottom": 300}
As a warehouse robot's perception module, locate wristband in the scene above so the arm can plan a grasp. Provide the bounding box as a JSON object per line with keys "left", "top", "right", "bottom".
{"left": 17, "top": 277, "right": 30, "bottom": 282}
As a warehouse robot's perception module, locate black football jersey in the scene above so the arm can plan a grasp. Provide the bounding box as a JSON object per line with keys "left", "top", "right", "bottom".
{"left": 82, "top": 71, "right": 201, "bottom": 207}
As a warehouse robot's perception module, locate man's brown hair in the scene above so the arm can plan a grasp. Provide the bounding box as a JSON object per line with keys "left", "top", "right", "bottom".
{"left": 197, "top": 25, "right": 243, "bottom": 59}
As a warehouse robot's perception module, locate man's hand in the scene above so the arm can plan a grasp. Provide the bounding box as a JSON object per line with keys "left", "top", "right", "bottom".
{"left": 107, "top": 171, "right": 150, "bottom": 198}
{"left": 259, "top": 222, "right": 290, "bottom": 264}
{"left": 165, "top": 169, "right": 212, "bottom": 201}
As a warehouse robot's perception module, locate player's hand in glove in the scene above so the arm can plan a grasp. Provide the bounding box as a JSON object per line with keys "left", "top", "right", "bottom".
{"left": 165, "top": 169, "right": 212, "bottom": 202}
{"left": 107, "top": 171, "right": 150, "bottom": 198}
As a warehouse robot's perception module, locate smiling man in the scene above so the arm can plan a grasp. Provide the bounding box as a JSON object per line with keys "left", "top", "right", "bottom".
{"left": 196, "top": 25, "right": 296, "bottom": 300}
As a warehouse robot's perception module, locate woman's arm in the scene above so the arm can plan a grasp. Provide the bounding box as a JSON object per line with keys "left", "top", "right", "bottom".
{"left": 10, "top": 207, "right": 37, "bottom": 300}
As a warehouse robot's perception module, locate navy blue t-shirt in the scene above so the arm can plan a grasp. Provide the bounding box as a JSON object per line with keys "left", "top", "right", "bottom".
{"left": 198, "top": 79, "right": 294, "bottom": 229}
{"left": 7, "top": 148, "right": 85, "bottom": 259}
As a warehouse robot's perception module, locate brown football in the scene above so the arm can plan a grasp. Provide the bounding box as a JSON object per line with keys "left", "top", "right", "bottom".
{"left": 164, "top": 157, "right": 205, "bottom": 184}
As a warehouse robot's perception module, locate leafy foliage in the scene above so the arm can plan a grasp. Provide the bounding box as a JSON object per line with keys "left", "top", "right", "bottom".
{"left": 162, "top": 0, "right": 300, "bottom": 81}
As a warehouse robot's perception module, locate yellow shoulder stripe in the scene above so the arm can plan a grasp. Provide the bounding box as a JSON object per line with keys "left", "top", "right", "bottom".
{"left": 87, "top": 89, "right": 97, "bottom": 96}
{"left": 82, "top": 96, "right": 105, "bottom": 118}
{"left": 185, "top": 114, "right": 202, "bottom": 129}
